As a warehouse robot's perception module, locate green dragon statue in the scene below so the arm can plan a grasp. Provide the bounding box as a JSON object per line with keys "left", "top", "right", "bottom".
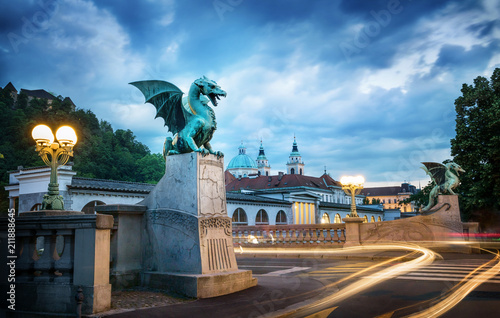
{"left": 130, "top": 76, "right": 227, "bottom": 158}
{"left": 421, "top": 161, "right": 465, "bottom": 211}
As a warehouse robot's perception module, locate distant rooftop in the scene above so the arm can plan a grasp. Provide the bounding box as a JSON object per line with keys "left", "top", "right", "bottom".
{"left": 69, "top": 177, "right": 155, "bottom": 193}
{"left": 226, "top": 173, "right": 341, "bottom": 192}
{"left": 20, "top": 88, "right": 56, "bottom": 100}
{"left": 361, "top": 183, "right": 417, "bottom": 196}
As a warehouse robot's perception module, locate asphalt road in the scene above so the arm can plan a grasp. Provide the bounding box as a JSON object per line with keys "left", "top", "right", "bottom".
{"left": 104, "top": 253, "right": 500, "bottom": 318}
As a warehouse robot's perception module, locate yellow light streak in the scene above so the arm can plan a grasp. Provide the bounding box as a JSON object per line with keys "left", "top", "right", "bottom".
{"left": 403, "top": 250, "right": 500, "bottom": 318}
{"left": 260, "top": 244, "right": 438, "bottom": 318}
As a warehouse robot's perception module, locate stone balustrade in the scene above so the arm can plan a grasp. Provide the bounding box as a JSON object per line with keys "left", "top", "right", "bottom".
{"left": 0, "top": 211, "right": 113, "bottom": 316}
{"left": 232, "top": 223, "right": 346, "bottom": 246}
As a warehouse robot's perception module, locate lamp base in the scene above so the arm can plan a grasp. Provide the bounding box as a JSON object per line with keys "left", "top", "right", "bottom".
{"left": 42, "top": 194, "right": 64, "bottom": 210}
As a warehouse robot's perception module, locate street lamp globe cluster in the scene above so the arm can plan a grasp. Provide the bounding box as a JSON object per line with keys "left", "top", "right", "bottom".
{"left": 340, "top": 175, "right": 365, "bottom": 217}
{"left": 32, "top": 124, "right": 77, "bottom": 210}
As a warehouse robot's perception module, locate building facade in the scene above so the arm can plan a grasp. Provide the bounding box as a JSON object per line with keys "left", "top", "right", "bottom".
{"left": 361, "top": 183, "right": 418, "bottom": 212}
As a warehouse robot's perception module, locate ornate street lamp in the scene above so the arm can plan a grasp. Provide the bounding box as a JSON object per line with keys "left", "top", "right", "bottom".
{"left": 340, "top": 175, "right": 365, "bottom": 217}
{"left": 32, "top": 124, "right": 77, "bottom": 210}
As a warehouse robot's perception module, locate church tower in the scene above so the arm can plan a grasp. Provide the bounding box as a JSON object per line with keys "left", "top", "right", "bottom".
{"left": 286, "top": 136, "right": 304, "bottom": 175}
{"left": 256, "top": 140, "right": 271, "bottom": 176}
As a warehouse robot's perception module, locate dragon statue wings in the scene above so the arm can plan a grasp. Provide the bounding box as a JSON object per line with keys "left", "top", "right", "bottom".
{"left": 130, "top": 76, "right": 226, "bottom": 158}
{"left": 420, "top": 161, "right": 465, "bottom": 211}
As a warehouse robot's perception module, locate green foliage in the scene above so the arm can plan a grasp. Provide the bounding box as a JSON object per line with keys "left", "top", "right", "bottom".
{"left": 450, "top": 68, "right": 500, "bottom": 228}
{"left": 402, "top": 182, "right": 433, "bottom": 212}
{"left": 371, "top": 198, "right": 381, "bottom": 205}
{"left": 0, "top": 87, "right": 165, "bottom": 214}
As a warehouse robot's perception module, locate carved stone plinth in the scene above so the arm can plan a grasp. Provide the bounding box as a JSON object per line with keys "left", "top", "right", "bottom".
{"left": 141, "top": 153, "right": 257, "bottom": 297}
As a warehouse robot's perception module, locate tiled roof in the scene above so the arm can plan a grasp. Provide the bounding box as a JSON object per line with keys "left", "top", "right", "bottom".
{"left": 226, "top": 192, "right": 291, "bottom": 205}
{"left": 226, "top": 173, "right": 341, "bottom": 192}
{"left": 224, "top": 170, "right": 236, "bottom": 184}
{"left": 4, "top": 82, "right": 17, "bottom": 92}
{"left": 361, "top": 184, "right": 417, "bottom": 197}
{"left": 20, "top": 88, "right": 56, "bottom": 99}
{"left": 69, "top": 177, "right": 155, "bottom": 193}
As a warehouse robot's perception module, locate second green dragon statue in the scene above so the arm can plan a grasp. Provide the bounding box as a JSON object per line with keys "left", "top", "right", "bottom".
{"left": 130, "top": 76, "right": 227, "bottom": 159}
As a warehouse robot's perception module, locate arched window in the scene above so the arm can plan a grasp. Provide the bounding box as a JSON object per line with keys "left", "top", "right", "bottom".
{"left": 371, "top": 216, "right": 375, "bottom": 223}
{"left": 377, "top": 216, "right": 382, "bottom": 222}
{"left": 363, "top": 215, "right": 368, "bottom": 223}
{"left": 290, "top": 168, "right": 295, "bottom": 174}
{"left": 256, "top": 209, "right": 269, "bottom": 225}
{"left": 334, "top": 213, "right": 341, "bottom": 223}
{"left": 321, "top": 213, "right": 330, "bottom": 224}
{"left": 82, "top": 200, "right": 105, "bottom": 214}
{"left": 30, "top": 203, "right": 42, "bottom": 211}
{"left": 276, "top": 210, "right": 287, "bottom": 225}
{"left": 232, "top": 208, "right": 248, "bottom": 225}
{"left": 300, "top": 168, "right": 303, "bottom": 175}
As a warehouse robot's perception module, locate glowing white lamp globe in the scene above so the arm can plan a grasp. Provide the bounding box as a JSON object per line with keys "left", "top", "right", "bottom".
{"left": 56, "top": 126, "right": 77, "bottom": 146}
{"left": 32, "top": 124, "right": 54, "bottom": 145}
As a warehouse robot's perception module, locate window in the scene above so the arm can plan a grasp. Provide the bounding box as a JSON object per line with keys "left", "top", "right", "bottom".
{"left": 82, "top": 200, "right": 105, "bottom": 214}
{"left": 388, "top": 199, "right": 391, "bottom": 203}
{"left": 371, "top": 216, "right": 375, "bottom": 223}
{"left": 377, "top": 216, "right": 382, "bottom": 222}
{"left": 334, "top": 213, "right": 341, "bottom": 223}
{"left": 232, "top": 208, "right": 248, "bottom": 225}
{"left": 363, "top": 215, "right": 368, "bottom": 223}
{"left": 276, "top": 210, "right": 287, "bottom": 224}
{"left": 300, "top": 168, "right": 303, "bottom": 175}
{"left": 256, "top": 209, "right": 269, "bottom": 225}
{"left": 321, "top": 213, "right": 330, "bottom": 224}
{"left": 290, "top": 168, "right": 295, "bottom": 174}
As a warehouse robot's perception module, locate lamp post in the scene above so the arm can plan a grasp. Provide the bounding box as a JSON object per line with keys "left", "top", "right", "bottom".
{"left": 340, "top": 175, "right": 365, "bottom": 217}
{"left": 32, "top": 124, "right": 77, "bottom": 210}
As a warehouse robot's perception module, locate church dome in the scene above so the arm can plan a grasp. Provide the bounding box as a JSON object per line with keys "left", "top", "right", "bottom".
{"left": 227, "top": 143, "right": 258, "bottom": 169}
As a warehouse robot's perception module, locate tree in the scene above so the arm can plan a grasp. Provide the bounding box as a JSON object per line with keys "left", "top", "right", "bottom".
{"left": 0, "top": 86, "right": 166, "bottom": 215}
{"left": 451, "top": 68, "right": 500, "bottom": 229}
{"left": 402, "top": 182, "right": 433, "bottom": 212}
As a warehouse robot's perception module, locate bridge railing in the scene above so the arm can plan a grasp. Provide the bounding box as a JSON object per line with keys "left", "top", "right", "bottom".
{"left": 232, "top": 223, "right": 346, "bottom": 247}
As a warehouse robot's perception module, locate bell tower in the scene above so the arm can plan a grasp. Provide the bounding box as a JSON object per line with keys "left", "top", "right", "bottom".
{"left": 256, "top": 140, "right": 271, "bottom": 176}
{"left": 286, "top": 136, "right": 304, "bottom": 175}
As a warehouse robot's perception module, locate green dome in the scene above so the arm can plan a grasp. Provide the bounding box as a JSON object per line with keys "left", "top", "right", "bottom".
{"left": 227, "top": 154, "right": 258, "bottom": 169}
{"left": 227, "top": 143, "right": 258, "bottom": 169}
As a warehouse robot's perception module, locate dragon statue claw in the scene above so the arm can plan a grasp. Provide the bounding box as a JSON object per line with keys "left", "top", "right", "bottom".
{"left": 421, "top": 161, "right": 464, "bottom": 212}
{"left": 131, "top": 76, "right": 226, "bottom": 159}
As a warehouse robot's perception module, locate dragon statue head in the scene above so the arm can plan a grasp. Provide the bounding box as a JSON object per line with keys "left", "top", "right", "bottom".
{"left": 194, "top": 76, "right": 227, "bottom": 106}
{"left": 445, "top": 162, "right": 465, "bottom": 175}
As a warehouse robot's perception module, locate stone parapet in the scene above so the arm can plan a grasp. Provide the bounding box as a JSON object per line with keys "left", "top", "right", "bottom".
{"left": 0, "top": 212, "right": 113, "bottom": 316}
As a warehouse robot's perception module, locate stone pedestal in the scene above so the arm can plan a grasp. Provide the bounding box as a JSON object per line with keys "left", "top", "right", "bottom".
{"left": 342, "top": 217, "right": 364, "bottom": 248}
{"left": 141, "top": 153, "right": 257, "bottom": 298}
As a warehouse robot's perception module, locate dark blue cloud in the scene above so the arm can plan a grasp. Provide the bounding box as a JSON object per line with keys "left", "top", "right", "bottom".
{"left": 435, "top": 42, "right": 499, "bottom": 71}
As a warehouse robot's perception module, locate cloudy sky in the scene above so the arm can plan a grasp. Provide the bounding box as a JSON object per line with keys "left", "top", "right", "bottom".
{"left": 1, "top": 0, "right": 499, "bottom": 186}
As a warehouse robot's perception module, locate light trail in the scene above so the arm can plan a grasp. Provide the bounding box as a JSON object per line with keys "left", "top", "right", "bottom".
{"left": 246, "top": 243, "right": 438, "bottom": 318}
{"left": 240, "top": 242, "right": 499, "bottom": 317}
{"left": 403, "top": 249, "right": 500, "bottom": 318}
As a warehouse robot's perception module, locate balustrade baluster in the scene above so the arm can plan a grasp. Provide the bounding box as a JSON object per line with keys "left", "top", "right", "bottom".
{"left": 340, "top": 228, "right": 346, "bottom": 242}
{"left": 53, "top": 230, "right": 74, "bottom": 283}
{"left": 33, "top": 230, "right": 55, "bottom": 281}
{"left": 331, "top": 228, "right": 339, "bottom": 243}
{"left": 310, "top": 228, "right": 319, "bottom": 244}
{"left": 304, "top": 228, "right": 311, "bottom": 243}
